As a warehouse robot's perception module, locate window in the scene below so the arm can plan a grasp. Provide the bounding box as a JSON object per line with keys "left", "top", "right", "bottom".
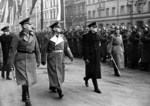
{"left": 137, "top": 3, "right": 143, "bottom": 13}
{"left": 112, "top": 7, "right": 115, "bottom": 16}
{"left": 121, "top": 23, "right": 125, "bottom": 26}
{"left": 93, "top": 0, "right": 95, "bottom": 4}
{"left": 88, "top": 0, "right": 90, "bottom": 4}
{"left": 78, "top": 5, "right": 80, "bottom": 14}
{"left": 127, "top": 5, "right": 132, "bottom": 14}
{"left": 149, "top": 2, "right": 150, "bottom": 12}
{"left": 82, "top": 5, "right": 85, "bottom": 13}
{"left": 106, "top": 8, "right": 109, "bottom": 16}
{"left": 93, "top": 10, "right": 95, "bottom": 18}
{"left": 112, "top": 23, "right": 116, "bottom": 26}
{"left": 98, "top": 10, "right": 102, "bottom": 17}
{"left": 74, "top": 6, "right": 76, "bottom": 14}
{"left": 106, "top": 24, "right": 109, "bottom": 27}
{"left": 88, "top": 11, "right": 91, "bottom": 18}
{"left": 120, "top": 6, "right": 125, "bottom": 15}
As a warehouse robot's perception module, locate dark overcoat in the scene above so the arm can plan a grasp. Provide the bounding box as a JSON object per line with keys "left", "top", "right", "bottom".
{"left": 41, "top": 33, "right": 73, "bottom": 88}
{"left": 0, "top": 34, "right": 13, "bottom": 71}
{"left": 8, "top": 31, "right": 41, "bottom": 87}
{"left": 128, "top": 31, "right": 141, "bottom": 62}
{"left": 141, "top": 32, "right": 150, "bottom": 63}
{"left": 82, "top": 31, "right": 101, "bottom": 79}
{"left": 100, "top": 32, "right": 108, "bottom": 57}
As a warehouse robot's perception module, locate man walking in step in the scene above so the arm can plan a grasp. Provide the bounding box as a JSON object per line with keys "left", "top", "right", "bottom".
{"left": 8, "top": 17, "right": 41, "bottom": 106}
{"left": 41, "top": 21, "right": 73, "bottom": 99}
{"left": 0, "top": 26, "right": 13, "bottom": 80}
{"left": 82, "top": 22, "right": 101, "bottom": 93}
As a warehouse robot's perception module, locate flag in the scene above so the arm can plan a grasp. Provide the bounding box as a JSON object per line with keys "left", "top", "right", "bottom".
{"left": 30, "top": 0, "right": 37, "bottom": 15}
{"left": 57, "top": 0, "right": 64, "bottom": 21}
{"left": 1, "top": 0, "right": 16, "bottom": 24}
{"left": 7, "top": 0, "right": 14, "bottom": 23}
{"left": 17, "top": 0, "right": 25, "bottom": 16}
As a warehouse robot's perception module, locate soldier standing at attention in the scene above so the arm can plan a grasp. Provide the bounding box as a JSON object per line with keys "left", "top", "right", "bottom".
{"left": 8, "top": 17, "right": 41, "bottom": 106}
{"left": 0, "top": 26, "right": 13, "bottom": 80}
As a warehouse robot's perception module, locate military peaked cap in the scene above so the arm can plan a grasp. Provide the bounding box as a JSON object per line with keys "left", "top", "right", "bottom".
{"left": 50, "top": 21, "right": 61, "bottom": 29}
{"left": 87, "top": 22, "right": 97, "bottom": 28}
{"left": 19, "top": 17, "right": 31, "bottom": 25}
{"left": 1, "top": 26, "right": 9, "bottom": 31}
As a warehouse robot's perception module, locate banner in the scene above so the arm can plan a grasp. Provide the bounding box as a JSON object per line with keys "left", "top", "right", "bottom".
{"left": 30, "top": 0, "right": 37, "bottom": 15}
{"left": 17, "top": 0, "right": 25, "bottom": 16}
{"left": 57, "top": 0, "right": 64, "bottom": 21}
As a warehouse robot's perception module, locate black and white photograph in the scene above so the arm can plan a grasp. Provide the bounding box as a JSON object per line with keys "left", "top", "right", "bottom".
{"left": 0, "top": 0, "right": 150, "bottom": 106}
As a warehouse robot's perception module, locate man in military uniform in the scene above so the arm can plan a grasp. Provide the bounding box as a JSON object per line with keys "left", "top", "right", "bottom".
{"left": 120, "top": 26, "right": 129, "bottom": 66}
{"left": 129, "top": 25, "right": 141, "bottom": 69}
{"left": 140, "top": 24, "right": 150, "bottom": 71}
{"left": 0, "top": 26, "right": 13, "bottom": 80}
{"left": 41, "top": 21, "right": 73, "bottom": 99}
{"left": 82, "top": 22, "right": 101, "bottom": 93}
{"left": 8, "top": 17, "right": 41, "bottom": 106}
{"left": 100, "top": 27, "right": 108, "bottom": 63}
{"left": 107, "top": 26, "right": 124, "bottom": 77}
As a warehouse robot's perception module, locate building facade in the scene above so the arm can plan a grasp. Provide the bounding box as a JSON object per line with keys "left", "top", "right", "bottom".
{"left": 86, "top": 0, "right": 150, "bottom": 29}
{"left": 65, "top": 0, "right": 86, "bottom": 29}
{"left": 13, "top": 0, "right": 61, "bottom": 32}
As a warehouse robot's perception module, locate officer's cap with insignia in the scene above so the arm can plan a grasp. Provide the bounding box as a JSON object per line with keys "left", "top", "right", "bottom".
{"left": 19, "top": 17, "right": 31, "bottom": 26}
{"left": 50, "top": 21, "right": 61, "bottom": 29}
{"left": 87, "top": 22, "right": 97, "bottom": 28}
{"left": 1, "top": 26, "right": 9, "bottom": 32}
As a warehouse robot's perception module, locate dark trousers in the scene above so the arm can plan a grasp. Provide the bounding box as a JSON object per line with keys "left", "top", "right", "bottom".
{"left": 84, "top": 77, "right": 99, "bottom": 89}
{"left": 22, "top": 85, "right": 30, "bottom": 101}
{"left": 1, "top": 69, "right": 10, "bottom": 78}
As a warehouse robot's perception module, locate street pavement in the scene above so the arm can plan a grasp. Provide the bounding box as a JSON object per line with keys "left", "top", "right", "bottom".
{"left": 0, "top": 57, "right": 150, "bottom": 106}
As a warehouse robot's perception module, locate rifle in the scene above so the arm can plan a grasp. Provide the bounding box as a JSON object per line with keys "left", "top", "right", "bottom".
{"left": 110, "top": 54, "right": 121, "bottom": 76}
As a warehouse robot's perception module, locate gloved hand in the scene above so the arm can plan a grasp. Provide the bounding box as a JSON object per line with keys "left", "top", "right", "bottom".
{"left": 41, "top": 62, "right": 46, "bottom": 66}
{"left": 85, "top": 59, "right": 90, "bottom": 64}
{"left": 37, "top": 63, "right": 40, "bottom": 67}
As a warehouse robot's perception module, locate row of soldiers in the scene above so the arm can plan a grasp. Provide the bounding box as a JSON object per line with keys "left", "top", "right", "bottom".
{"left": 63, "top": 24, "right": 150, "bottom": 72}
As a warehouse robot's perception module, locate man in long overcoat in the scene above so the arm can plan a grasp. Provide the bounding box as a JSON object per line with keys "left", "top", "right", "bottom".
{"left": 140, "top": 24, "right": 150, "bottom": 71}
{"left": 82, "top": 22, "right": 101, "bottom": 94}
{"left": 41, "top": 21, "right": 73, "bottom": 99}
{"left": 107, "top": 26, "right": 124, "bottom": 77}
{"left": 0, "top": 26, "right": 13, "bottom": 80}
{"left": 8, "top": 17, "right": 41, "bottom": 106}
{"left": 129, "top": 25, "right": 141, "bottom": 69}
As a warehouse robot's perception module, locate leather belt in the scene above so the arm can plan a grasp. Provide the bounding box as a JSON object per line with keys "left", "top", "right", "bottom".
{"left": 49, "top": 50, "right": 63, "bottom": 53}
{"left": 18, "top": 50, "right": 35, "bottom": 54}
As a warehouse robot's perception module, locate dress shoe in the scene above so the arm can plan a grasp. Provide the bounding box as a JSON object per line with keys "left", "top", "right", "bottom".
{"left": 6, "top": 77, "right": 12, "bottom": 80}
{"left": 22, "top": 96, "right": 27, "bottom": 102}
{"left": 57, "top": 88, "right": 64, "bottom": 99}
{"left": 114, "top": 74, "right": 120, "bottom": 77}
{"left": 25, "top": 100, "right": 32, "bottom": 106}
{"left": 83, "top": 77, "right": 89, "bottom": 87}
{"left": 94, "top": 88, "right": 101, "bottom": 94}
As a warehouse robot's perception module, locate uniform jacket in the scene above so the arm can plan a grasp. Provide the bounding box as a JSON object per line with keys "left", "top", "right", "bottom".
{"left": 41, "top": 32, "right": 73, "bottom": 87}
{"left": 107, "top": 33, "right": 124, "bottom": 69}
{"left": 8, "top": 30, "right": 41, "bottom": 86}
{"left": 82, "top": 31, "right": 101, "bottom": 79}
